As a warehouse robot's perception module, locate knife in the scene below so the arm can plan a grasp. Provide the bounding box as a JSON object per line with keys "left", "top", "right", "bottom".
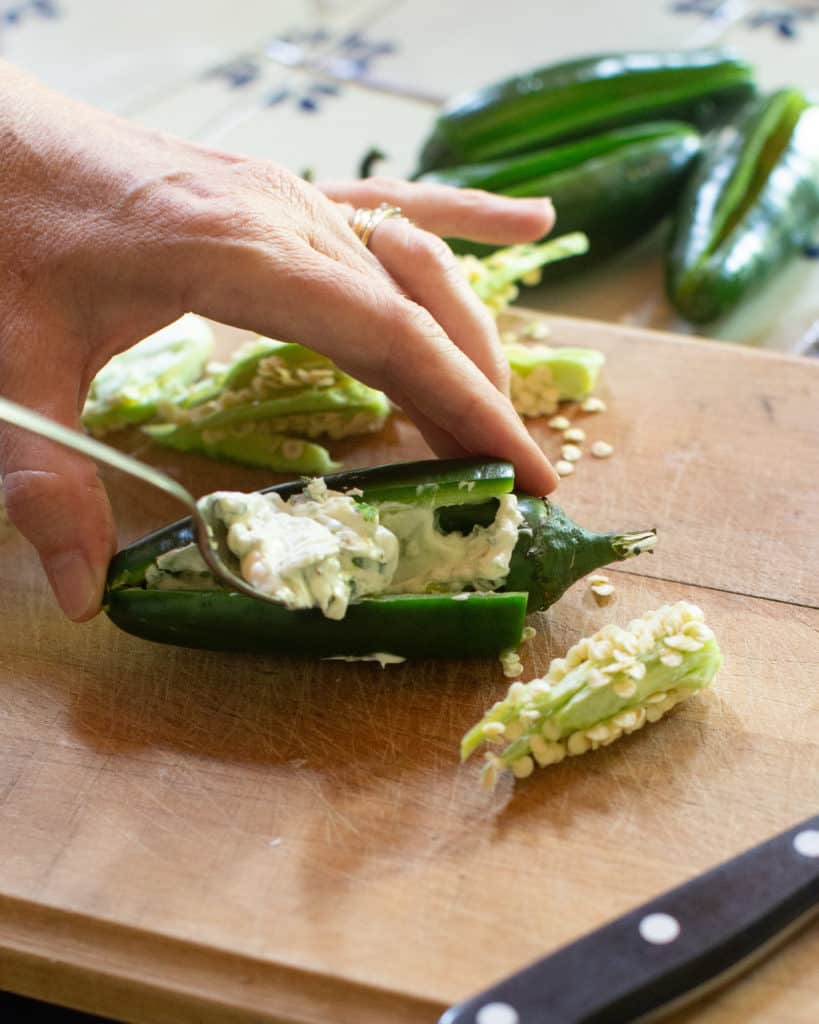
{"left": 440, "top": 814, "right": 819, "bottom": 1024}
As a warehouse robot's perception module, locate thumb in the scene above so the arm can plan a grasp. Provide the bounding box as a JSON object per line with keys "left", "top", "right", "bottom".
{"left": 1, "top": 418, "right": 116, "bottom": 622}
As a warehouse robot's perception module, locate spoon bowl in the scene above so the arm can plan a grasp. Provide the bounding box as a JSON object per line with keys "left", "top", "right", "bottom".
{"left": 0, "top": 396, "right": 281, "bottom": 606}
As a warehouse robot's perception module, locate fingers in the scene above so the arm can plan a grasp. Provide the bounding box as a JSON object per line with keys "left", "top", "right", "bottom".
{"left": 319, "top": 177, "right": 554, "bottom": 244}
{"left": 192, "top": 245, "right": 557, "bottom": 496}
{"left": 367, "top": 218, "right": 510, "bottom": 394}
{"left": 0, "top": 389, "right": 115, "bottom": 621}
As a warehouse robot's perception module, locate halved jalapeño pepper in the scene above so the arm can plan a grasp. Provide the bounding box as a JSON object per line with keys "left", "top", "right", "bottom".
{"left": 105, "top": 459, "right": 656, "bottom": 660}
{"left": 667, "top": 89, "right": 819, "bottom": 323}
{"left": 416, "top": 50, "right": 755, "bottom": 173}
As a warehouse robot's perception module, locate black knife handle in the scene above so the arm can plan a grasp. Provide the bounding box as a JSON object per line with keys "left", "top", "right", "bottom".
{"left": 441, "top": 815, "right": 819, "bottom": 1024}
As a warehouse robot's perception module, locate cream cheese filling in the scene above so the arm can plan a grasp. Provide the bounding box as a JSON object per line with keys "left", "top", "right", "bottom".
{"left": 145, "top": 479, "right": 522, "bottom": 620}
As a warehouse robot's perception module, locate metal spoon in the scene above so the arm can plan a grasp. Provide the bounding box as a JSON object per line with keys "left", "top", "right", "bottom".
{"left": 0, "top": 395, "right": 277, "bottom": 605}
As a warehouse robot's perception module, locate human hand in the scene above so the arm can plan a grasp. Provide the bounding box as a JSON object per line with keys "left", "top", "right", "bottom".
{"left": 0, "top": 61, "right": 557, "bottom": 621}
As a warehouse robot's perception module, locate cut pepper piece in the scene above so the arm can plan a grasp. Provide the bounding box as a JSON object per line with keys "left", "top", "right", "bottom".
{"left": 461, "top": 600, "right": 721, "bottom": 786}
{"left": 461, "top": 233, "right": 589, "bottom": 314}
{"left": 156, "top": 380, "right": 391, "bottom": 439}
{"left": 145, "top": 423, "right": 339, "bottom": 475}
{"left": 82, "top": 315, "right": 214, "bottom": 435}
{"left": 504, "top": 343, "right": 605, "bottom": 417}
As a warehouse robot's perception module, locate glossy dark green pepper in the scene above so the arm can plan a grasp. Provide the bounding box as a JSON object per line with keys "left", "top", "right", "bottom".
{"left": 105, "top": 459, "right": 656, "bottom": 660}
{"left": 667, "top": 89, "right": 819, "bottom": 323}
{"left": 422, "top": 122, "right": 702, "bottom": 268}
{"left": 416, "top": 50, "right": 755, "bottom": 173}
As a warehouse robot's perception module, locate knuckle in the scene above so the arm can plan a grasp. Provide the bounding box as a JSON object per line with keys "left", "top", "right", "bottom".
{"left": 415, "top": 229, "right": 455, "bottom": 268}
{"left": 2, "top": 466, "right": 93, "bottom": 516}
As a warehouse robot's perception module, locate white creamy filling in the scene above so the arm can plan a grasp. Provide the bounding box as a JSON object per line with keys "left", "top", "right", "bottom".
{"left": 211, "top": 480, "right": 399, "bottom": 620}
{"left": 380, "top": 493, "right": 523, "bottom": 594}
{"left": 146, "top": 481, "right": 522, "bottom": 619}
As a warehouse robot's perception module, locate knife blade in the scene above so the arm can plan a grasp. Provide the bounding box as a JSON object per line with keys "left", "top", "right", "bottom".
{"left": 440, "top": 814, "right": 819, "bottom": 1024}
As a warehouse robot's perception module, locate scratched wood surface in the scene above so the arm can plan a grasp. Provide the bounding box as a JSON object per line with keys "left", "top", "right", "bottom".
{"left": 0, "top": 313, "right": 818, "bottom": 1024}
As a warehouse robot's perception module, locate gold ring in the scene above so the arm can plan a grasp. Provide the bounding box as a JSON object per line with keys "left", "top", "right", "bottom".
{"left": 351, "top": 202, "right": 406, "bottom": 247}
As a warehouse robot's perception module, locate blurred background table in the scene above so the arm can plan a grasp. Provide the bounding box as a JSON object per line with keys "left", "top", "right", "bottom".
{"left": 2, "top": 0, "right": 818, "bottom": 354}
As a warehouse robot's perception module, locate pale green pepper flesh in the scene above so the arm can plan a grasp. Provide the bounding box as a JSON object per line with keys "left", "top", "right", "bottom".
{"left": 461, "top": 601, "right": 721, "bottom": 784}
{"left": 82, "top": 315, "right": 213, "bottom": 434}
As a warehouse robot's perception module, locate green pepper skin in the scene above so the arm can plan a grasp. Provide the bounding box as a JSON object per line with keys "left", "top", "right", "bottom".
{"left": 437, "top": 495, "right": 656, "bottom": 613}
{"left": 144, "top": 423, "right": 339, "bottom": 475}
{"left": 667, "top": 90, "right": 819, "bottom": 323}
{"left": 105, "top": 459, "right": 655, "bottom": 658}
{"left": 442, "top": 124, "right": 701, "bottom": 269}
{"left": 417, "top": 50, "right": 755, "bottom": 173}
{"left": 105, "top": 590, "right": 528, "bottom": 659}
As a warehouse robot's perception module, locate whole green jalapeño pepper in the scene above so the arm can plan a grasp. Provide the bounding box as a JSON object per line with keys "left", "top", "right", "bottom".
{"left": 667, "top": 89, "right": 819, "bottom": 323}
{"left": 422, "top": 123, "right": 701, "bottom": 268}
{"left": 416, "top": 50, "right": 755, "bottom": 173}
{"left": 105, "top": 459, "right": 656, "bottom": 660}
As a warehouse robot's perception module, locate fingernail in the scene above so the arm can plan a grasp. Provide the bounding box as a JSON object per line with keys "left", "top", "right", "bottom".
{"left": 44, "top": 549, "right": 101, "bottom": 621}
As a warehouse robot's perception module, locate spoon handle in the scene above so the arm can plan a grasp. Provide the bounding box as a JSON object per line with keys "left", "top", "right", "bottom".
{"left": 0, "top": 396, "right": 196, "bottom": 513}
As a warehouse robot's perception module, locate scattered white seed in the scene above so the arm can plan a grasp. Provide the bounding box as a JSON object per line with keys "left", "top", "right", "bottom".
{"left": 523, "top": 319, "right": 550, "bottom": 340}
{"left": 613, "top": 678, "right": 638, "bottom": 699}
{"left": 660, "top": 651, "right": 684, "bottom": 668}
{"left": 561, "top": 443, "right": 583, "bottom": 462}
{"left": 683, "top": 622, "right": 714, "bottom": 643}
{"left": 589, "top": 574, "right": 609, "bottom": 586}
{"left": 567, "top": 732, "right": 592, "bottom": 756}
{"left": 581, "top": 396, "right": 607, "bottom": 413}
{"left": 504, "top": 721, "right": 525, "bottom": 741}
{"left": 512, "top": 755, "right": 535, "bottom": 779}
{"left": 586, "top": 723, "right": 611, "bottom": 743}
{"left": 482, "top": 722, "right": 507, "bottom": 739}
{"left": 521, "top": 625, "right": 537, "bottom": 642}
{"left": 530, "top": 734, "right": 565, "bottom": 767}
{"left": 563, "top": 427, "right": 586, "bottom": 443}
{"left": 627, "top": 706, "right": 648, "bottom": 731}
{"left": 555, "top": 460, "right": 575, "bottom": 477}
{"left": 566, "top": 640, "right": 590, "bottom": 668}
{"left": 613, "top": 709, "right": 639, "bottom": 731}
{"left": 590, "top": 441, "right": 614, "bottom": 458}
{"left": 541, "top": 719, "right": 562, "bottom": 741}
{"left": 591, "top": 582, "right": 615, "bottom": 600}
{"left": 501, "top": 650, "right": 524, "bottom": 678}
{"left": 548, "top": 414, "right": 571, "bottom": 430}
{"left": 664, "top": 634, "right": 703, "bottom": 652}
{"left": 508, "top": 681, "right": 528, "bottom": 702}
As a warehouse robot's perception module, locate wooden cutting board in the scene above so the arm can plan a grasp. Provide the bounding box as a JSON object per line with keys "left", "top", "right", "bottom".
{"left": 1, "top": 312, "right": 817, "bottom": 1024}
